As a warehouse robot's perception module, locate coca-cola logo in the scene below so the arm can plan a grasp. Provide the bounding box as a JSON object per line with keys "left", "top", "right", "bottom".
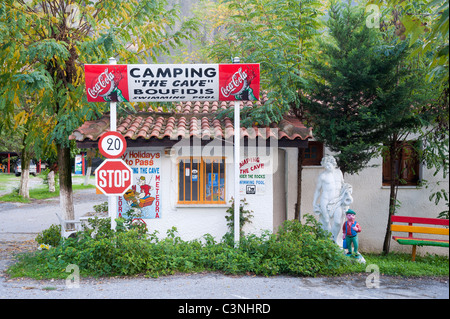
{"left": 220, "top": 67, "right": 248, "bottom": 98}
{"left": 87, "top": 68, "right": 115, "bottom": 99}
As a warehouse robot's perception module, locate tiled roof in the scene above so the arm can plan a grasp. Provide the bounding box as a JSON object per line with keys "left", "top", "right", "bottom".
{"left": 70, "top": 100, "right": 312, "bottom": 144}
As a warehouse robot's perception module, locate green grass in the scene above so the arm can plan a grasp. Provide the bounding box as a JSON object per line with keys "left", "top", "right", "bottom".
{"left": 0, "top": 174, "right": 19, "bottom": 192}
{"left": 0, "top": 174, "right": 95, "bottom": 203}
{"left": 340, "top": 252, "right": 449, "bottom": 277}
{"left": 0, "top": 184, "right": 95, "bottom": 203}
{"left": 0, "top": 192, "right": 31, "bottom": 203}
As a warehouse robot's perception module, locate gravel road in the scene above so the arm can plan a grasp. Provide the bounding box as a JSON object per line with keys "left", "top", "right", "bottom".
{"left": 1, "top": 266, "right": 449, "bottom": 299}
{"left": 0, "top": 187, "right": 448, "bottom": 301}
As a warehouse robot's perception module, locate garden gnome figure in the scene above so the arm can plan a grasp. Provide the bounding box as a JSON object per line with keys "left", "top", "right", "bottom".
{"left": 313, "top": 155, "right": 353, "bottom": 243}
{"left": 343, "top": 209, "right": 361, "bottom": 258}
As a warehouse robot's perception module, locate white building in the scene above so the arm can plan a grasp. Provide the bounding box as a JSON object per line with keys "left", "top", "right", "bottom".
{"left": 71, "top": 100, "right": 449, "bottom": 256}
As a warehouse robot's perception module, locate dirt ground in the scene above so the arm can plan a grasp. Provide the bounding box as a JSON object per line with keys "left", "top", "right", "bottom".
{"left": 0, "top": 240, "right": 37, "bottom": 260}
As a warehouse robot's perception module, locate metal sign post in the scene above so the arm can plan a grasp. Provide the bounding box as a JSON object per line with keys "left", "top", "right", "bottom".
{"left": 108, "top": 57, "right": 118, "bottom": 230}
{"left": 233, "top": 57, "right": 240, "bottom": 247}
{"left": 234, "top": 99, "right": 240, "bottom": 247}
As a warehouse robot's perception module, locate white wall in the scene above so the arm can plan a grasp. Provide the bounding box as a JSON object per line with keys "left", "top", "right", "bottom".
{"left": 139, "top": 146, "right": 275, "bottom": 242}
{"left": 239, "top": 148, "right": 275, "bottom": 236}
{"left": 285, "top": 147, "right": 449, "bottom": 256}
{"left": 129, "top": 143, "right": 448, "bottom": 257}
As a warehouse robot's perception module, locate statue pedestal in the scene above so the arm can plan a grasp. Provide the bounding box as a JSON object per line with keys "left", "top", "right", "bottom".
{"left": 344, "top": 251, "right": 366, "bottom": 264}
{"left": 338, "top": 238, "right": 366, "bottom": 264}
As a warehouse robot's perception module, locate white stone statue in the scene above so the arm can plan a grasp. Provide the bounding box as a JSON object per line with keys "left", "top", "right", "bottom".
{"left": 313, "top": 155, "right": 353, "bottom": 242}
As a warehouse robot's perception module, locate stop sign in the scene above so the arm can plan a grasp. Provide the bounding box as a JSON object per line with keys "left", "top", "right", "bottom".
{"left": 95, "top": 159, "right": 133, "bottom": 196}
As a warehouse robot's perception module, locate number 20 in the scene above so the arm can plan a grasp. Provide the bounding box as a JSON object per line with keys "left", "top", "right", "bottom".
{"left": 106, "top": 137, "right": 121, "bottom": 151}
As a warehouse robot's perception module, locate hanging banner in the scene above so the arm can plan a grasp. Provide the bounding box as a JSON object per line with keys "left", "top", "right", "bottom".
{"left": 239, "top": 156, "right": 266, "bottom": 196}
{"left": 74, "top": 154, "right": 83, "bottom": 175}
{"left": 117, "top": 150, "right": 162, "bottom": 219}
{"left": 84, "top": 63, "right": 260, "bottom": 102}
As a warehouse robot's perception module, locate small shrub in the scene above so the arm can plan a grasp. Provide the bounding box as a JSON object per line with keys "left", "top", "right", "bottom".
{"left": 81, "top": 216, "right": 114, "bottom": 239}
{"left": 223, "top": 197, "right": 254, "bottom": 245}
{"left": 35, "top": 224, "right": 62, "bottom": 247}
{"left": 272, "top": 215, "right": 349, "bottom": 276}
{"left": 93, "top": 201, "right": 108, "bottom": 214}
{"left": 225, "top": 215, "right": 350, "bottom": 277}
{"left": 116, "top": 209, "right": 149, "bottom": 238}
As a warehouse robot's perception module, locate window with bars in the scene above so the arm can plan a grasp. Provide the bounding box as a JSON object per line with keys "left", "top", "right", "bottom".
{"left": 178, "top": 157, "right": 226, "bottom": 204}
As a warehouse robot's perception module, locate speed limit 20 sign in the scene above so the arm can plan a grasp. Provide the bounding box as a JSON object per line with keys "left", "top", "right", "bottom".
{"left": 98, "top": 131, "right": 127, "bottom": 159}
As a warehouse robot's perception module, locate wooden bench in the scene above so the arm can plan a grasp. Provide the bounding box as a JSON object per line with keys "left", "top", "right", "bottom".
{"left": 391, "top": 215, "right": 449, "bottom": 261}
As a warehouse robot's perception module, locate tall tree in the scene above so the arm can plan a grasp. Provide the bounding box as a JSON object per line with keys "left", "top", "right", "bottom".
{"left": 374, "top": 0, "right": 448, "bottom": 253}
{"left": 0, "top": 40, "right": 54, "bottom": 198}
{"left": 376, "top": 0, "right": 449, "bottom": 222}
{"left": 0, "top": 0, "right": 197, "bottom": 220}
{"left": 305, "top": 1, "right": 437, "bottom": 254}
{"left": 374, "top": 0, "right": 448, "bottom": 86}
{"left": 304, "top": 0, "right": 414, "bottom": 175}
{"left": 209, "top": 0, "right": 325, "bottom": 220}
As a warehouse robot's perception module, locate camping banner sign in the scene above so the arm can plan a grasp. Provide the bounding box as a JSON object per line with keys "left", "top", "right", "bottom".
{"left": 84, "top": 63, "right": 260, "bottom": 102}
{"left": 118, "top": 150, "right": 162, "bottom": 219}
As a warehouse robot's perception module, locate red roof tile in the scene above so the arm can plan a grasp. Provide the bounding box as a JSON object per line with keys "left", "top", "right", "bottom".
{"left": 70, "top": 100, "right": 312, "bottom": 144}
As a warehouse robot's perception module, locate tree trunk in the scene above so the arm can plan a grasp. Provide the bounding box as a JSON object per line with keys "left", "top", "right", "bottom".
{"left": 382, "top": 139, "right": 399, "bottom": 255}
{"left": 48, "top": 170, "right": 56, "bottom": 192}
{"left": 382, "top": 181, "right": 397, "bottom": 255}
{"left": 84, "top": 166, "right": 92, "bottom": 185}
{"left": 84, "top": 150, "right": 94, "bottom": 186}
{"left": 57, "top": 143, "right": 74, "bottom": 221}
{"left": 294, "top": 148, "right": 304, "bottom": 221}
{"left": 19, "top": 151, "right": 30, "bottom": 199}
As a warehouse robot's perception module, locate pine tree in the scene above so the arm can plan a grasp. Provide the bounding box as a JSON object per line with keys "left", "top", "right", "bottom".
{"left": 305, "top": 0, "right": 418, "bottom": 175}
{"left": 306, "top": 1, "right": 435, "bottom": 254}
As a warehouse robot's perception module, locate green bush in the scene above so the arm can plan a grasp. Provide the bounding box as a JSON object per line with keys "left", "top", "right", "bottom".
{"left": 35, "top": 224, "right": 62, "bottom": 247}
{"left": 12, "top": 215, "right": 351, "bottom": 279}
{"left": 93, "top": 201, "right": 108, "bottom": 213}
{"left": 216, "top": 215, "right": 350, "bottom": 277}
{"left": 116, "top": 209, "right": 149, "bottom": 238}
{"left": 14, "top": 214, "right": 448, "bottom": 280}
{"left": 224, "top": 197, "right": 254, "bottom": 243}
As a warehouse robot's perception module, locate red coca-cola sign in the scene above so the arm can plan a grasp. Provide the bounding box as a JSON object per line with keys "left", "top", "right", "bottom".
{"left": 84, "top": 64, "right": 129, "bottom": 102}
{"left": 218, "top": 64, "right": 260, "bottom": 101}
{"left": 85, "top": 63, "right": 259, "bottom": 102}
